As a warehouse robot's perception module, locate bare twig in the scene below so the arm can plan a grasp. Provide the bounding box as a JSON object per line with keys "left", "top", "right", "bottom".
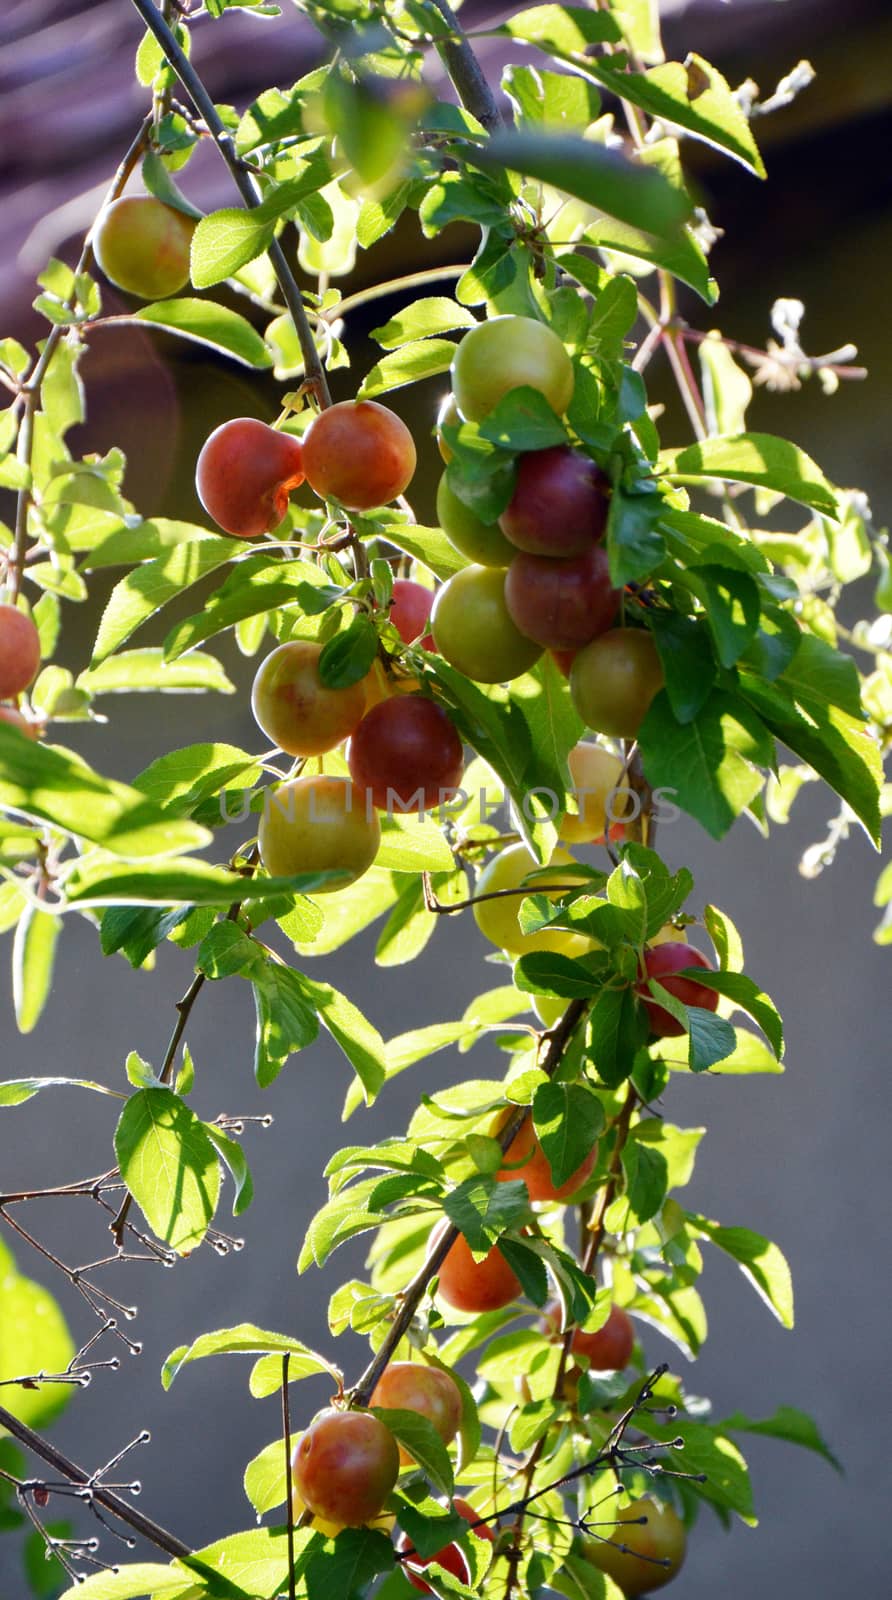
{"left": 0, "top": 1403, "right": 191, "bottom": 1561}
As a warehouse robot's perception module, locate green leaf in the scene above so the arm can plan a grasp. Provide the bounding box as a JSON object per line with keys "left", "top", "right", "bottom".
{"left": 475, "top": 131, "right": 690, "bottom": 237}
{"left": 191, "top": 208, "right": 275, "bottom": 288}
{"left": 662, "top": 433, "right": 839, "bottom": 519}
{"left": 252, "top": 965, "right": 320, "bottom": 1088}
{"left": 0, "top": 727, "right": 211, "bottom": 858}
{"left": 0, "top": 1262, "right": 76, "bottom": 1429}
{"left": 723, "top": 1405, "right": 841, "bottom": 1472}
{"left": 532, "top": 1082, "right": 604, "bottom": 1187}
{"left": 161, "top": 1323, "right": 338, "bottom": 1391}
{"left": 587, "top": 983, "right": 648, "bottom": 1087}
{"left": 501, "top": 6, "right": 621, "bottom": 54}
{"left": 0, "top": 1077, "right": 122, "bottom": 1107}
{"left": 318, "top": 614, "right": 379, "bottom": 687}
{"left": 204, "top": 1124, "right": 254, "bottom": 1216}
{"left": 372, "top": 298, "right": 477, "bottom": 349}
{"left": 292, "top": 972, "right": 386, "bottom": 1103}
{"left": 182, "top": 1526, "right": 295, "bottom": 1598}
{"left": 585, "top": 53, "right": 764, "bottom": 177}
{"left": 638, "top": 690, "right": 774, "bottom": 839}
{"left": 84, "top": 516, "right": 212, "bottom": 570}
{"left": 686, "top": 1006, "right": 738, "bottom": 1071}
{"left": 132, "top": 742, "right": 261, "bottom": 815}
{"left": 371, "top": 1408, "right": 454, "bottom": 1497}
{"left": 92, "top": 536, "right": 246, "bottom": 663}
{"left": 114, "top": 1088, "right": 221, "bottom": 1255}
{"left": 647, "top": 609, "right": 715, "bottom": 723}
{"left": 303, "top": 1527, "right": 394, "bottom": 1600}
{"left": 477, "top": 387, "right": 568, "bottom": 453}
{"left": 244, "top": 1438, "right": 286, "bottom": 1517}
{"left": 78, "top": 649, "right": 234, "bottom": 696}
{"left": 514, "top": 950, "right": 603, "bottom": 999}
{"left": 578, "top": 216, "right": 716, "bottom": 304}
{"left": 779, "top": 631, "right": 864, "bottom": 721}
{"left": 359, "top": 339, "right": 457, "bottom": 398}
{"left": 443, "top": 1173, "right": 529, "bottom": 1253}
{"left": 687, "top": 1214, "right": 794, "bottom": 1327}
{"left": 381, "top": 521, "right": 466, "bottom": 580}
{"left": 131, "top": 299, "right": 273, "bottom": 367}
{"left": 56, "top": 1566, "right": 193, "bottom": 1600}
{"left": 621, "top": 1139, "right": 668, "bottom": 1223}
{"left": 644, "top": 1419, "right": 755, "bottom": 1522}
{"left": 162, "top": 555, "right": 328, "bottom": 660}
{"left": 12, "top": 905, "right": 62, "bottom": 1034}
{"left": 680, "top": 562, "right": 761, "bottom": 668}
{"left": 700, "top": 334, "right": 753, "bottom": 434}
{"left": 606, "top": 487, "right": 666, "bottom": 586}
{"left": 65, "top": 856, "right": 326, "bottom": 910}
{"left": 738, "top": 673, "right": 882, "bottom": 845}
{"left": 688, "top": 969, "right": 783, "bottom": 1057}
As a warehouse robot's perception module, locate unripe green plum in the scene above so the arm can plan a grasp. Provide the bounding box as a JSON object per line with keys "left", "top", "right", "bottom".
{"left": 451, "top": 317, "right": 574, "bottom": 422}
{"left": 436, "top": 474, "right": 514, "bottom": 568}
{"left": 583, "top": 1497, "right": 686, "bottom": 1595}
{"left": 473, "top": 844, "right": 591, "bottom": 958}
{"left": 559, "top": 743, "right": 631, "bottom": 845}
{"left": 93, "top": 196, "right": 195, "bottom": 299}
{"left": 570, "top": 629, "right": 664, "bottom": 739}
{"left": 257, "top": 776, "right": 380, "bottom": 890}
{"left": 431, "top": 566, "right": 542, "bottom": 683}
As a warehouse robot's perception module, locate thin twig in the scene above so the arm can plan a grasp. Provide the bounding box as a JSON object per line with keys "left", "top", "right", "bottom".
{"left": 127, "top": 0, "right": 331, "bottom": 406}
{"left": 0, "top": 1403, "right": 191, "bottom": 1561}
{"left": 283, "top": 1355, "right": 297, "bottom": 1600}
{"left": 349, "top": 998, "right": 588, "bottom": 1407}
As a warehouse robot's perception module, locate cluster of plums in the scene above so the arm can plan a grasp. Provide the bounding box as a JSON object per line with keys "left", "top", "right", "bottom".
{"left": 433, "top": 315, "right": 665, "bottom": 741}
{"left": 0, "top": 605, "right": 42, "bottom": 740}
{"left": 290, "top": 1215, "right": 686, "bottom": 1592}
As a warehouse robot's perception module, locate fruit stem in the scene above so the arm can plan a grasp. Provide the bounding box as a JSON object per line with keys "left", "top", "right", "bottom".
{"left": 127, "top": 0, "right": 332, "bottom": 408}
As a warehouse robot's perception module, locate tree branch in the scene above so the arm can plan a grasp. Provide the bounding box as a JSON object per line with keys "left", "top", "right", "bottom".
{"left": 427, "top": 0, "right": 503, "bottom": 133}
{"left": 0, "top": 1403, "right": 191, "bottom": 1561}
{"left": 349, "top": 997, "right": 588, "bottom": 1406}
{"left": 127, "top": 0, "right": 331, "bottom": 406}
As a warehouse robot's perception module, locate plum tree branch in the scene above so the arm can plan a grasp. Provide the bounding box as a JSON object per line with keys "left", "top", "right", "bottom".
{"left": 348, "top": 996, "right": 589, "bottom": 1407}
{"left": 427, "top": 0, "right": 504, "bottom": 134}
{"left": 127, "top": 0, "right": 331, "bottom": 407}
{"left": 0, "top": 1402, "right": 191, "bottom": 1561}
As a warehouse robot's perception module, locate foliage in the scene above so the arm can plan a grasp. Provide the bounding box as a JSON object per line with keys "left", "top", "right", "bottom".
{"left": 0, "top": 1, "right": 882, "bottom": 1597}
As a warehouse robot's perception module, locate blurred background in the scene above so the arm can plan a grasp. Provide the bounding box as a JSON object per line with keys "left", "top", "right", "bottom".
{"left": 1, "top": 0, "right": 890, "bottom": 1594}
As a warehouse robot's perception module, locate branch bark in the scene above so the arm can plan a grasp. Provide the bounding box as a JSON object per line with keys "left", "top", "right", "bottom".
{"left": 0, "top": 1403, "right": 191, "bottom": 1561}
